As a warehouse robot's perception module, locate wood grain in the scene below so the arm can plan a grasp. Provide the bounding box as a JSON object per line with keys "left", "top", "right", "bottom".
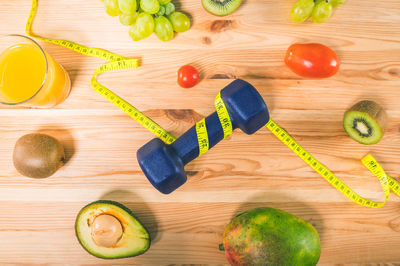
{"left": 0, "top": 0, "right": 400, "bottom": 264}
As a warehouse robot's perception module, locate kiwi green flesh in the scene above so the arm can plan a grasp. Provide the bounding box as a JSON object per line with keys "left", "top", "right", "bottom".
{"left": 343, "top": 111, "right": 383, "bottom": 145}
{"left": 13, "top": 133, "right": 65, "bottom": 178}
{"left": 202, "top": 0, "right": 242, "bottom": 16}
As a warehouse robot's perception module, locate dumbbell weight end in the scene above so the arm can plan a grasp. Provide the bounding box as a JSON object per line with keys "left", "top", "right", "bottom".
{"left": 137, "top": 79, "right": 269, "bottom": 194}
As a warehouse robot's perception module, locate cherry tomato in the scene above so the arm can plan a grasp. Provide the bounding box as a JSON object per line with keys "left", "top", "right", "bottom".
{"left": 285, "top": 43, "right": 340, "bottom": 78}
{"left": 178, "top": 65, "right": 200, "bottom": 88}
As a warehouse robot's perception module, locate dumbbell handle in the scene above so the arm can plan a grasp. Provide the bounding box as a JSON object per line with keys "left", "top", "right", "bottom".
{"left": 172, "top": 111, "right": 235, "bottom": 165}
{"left": 137, "top": 79, "right": 270, "bottom": 194}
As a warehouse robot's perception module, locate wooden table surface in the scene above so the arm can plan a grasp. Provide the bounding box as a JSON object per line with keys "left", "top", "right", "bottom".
{"left": 1, "top": 0, "right": 400, "bottom": 265}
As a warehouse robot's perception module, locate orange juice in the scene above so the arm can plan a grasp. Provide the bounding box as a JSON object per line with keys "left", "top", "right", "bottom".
{"left": 0, "top": 36, "right": 70, "bottom": 107}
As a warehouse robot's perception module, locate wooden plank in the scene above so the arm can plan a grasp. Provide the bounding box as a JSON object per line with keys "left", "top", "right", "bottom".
{"left": 0, "top": 202, "right": 399, "bottom": 264}
{"left": 0, "top": 0, "right": 399, "bottom": 264}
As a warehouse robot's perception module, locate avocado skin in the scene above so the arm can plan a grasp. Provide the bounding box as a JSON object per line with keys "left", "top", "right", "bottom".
{"left": 223, "top": 207, "right": 321, "bottom": 266}
{"left": 75, "top": 200, "right": 151, "bottom": 259}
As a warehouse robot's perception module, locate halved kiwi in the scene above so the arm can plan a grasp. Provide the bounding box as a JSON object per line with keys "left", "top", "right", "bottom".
{"left": 202, "top": 0, "right": 242, "bottom": 16}
{"left": 343, "top": 100, "right": 387, "bottom": 145}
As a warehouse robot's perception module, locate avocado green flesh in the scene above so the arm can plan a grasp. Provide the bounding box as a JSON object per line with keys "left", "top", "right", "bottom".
{"left": 223, "top": 208, "right": 321, "bottom": 266}
{"left": 75, "top": 200, "right": 150, "bottom": 259}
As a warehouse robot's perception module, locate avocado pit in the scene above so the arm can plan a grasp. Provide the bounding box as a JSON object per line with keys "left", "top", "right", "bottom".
{"left": 75, "top": 200, "right": 150, "bottom": 259}
{"left": 91, "top": 214, "right": 123, "bottom": 247}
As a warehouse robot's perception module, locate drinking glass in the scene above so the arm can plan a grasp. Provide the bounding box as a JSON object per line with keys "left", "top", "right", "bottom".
{"left": 0, "top": 35, "right": 71, "bottom": 107}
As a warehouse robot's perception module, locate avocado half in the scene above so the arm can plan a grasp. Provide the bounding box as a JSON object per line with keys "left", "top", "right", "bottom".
{"left": 75, "top": 200, "right": 150, "bottom": 259}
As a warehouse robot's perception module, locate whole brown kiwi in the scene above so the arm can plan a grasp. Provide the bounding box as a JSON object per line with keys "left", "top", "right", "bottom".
{"left": 13, "top": 133, "right": 65, "bottom": 178}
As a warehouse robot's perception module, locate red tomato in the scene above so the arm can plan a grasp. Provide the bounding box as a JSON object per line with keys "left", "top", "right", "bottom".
{"left": 178, "top": 65, "right": 200, "bottom": 88}
{"left": 285, "top": 43, "right": 340, "bottom": 78}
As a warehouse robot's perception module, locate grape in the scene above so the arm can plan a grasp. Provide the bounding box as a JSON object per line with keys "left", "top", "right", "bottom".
{"left": 164, "top": 2, "right": 175, "bottom": 15}
{"left": 168, "top": 12, "right": 190, "bottom": 33}
{"left": 311, "top": 0, "right": 333, "bottom": 23}
{"left": 158, "top": 0, "right": 171, "bottom": 5}
{"left": 129, "top": 12, "right": 155, "bottom": 41}
{"left": 156, "top": 5, "right": 166, "bottom": 16}
{"left": 154, "top": 16, "right": 174, "bottom": 41}
{"left": 290, "top": 0, "right": 315, "bottom": 23}
{"left": 129, "top": 27, "right": 142, "bottom": 41}
{"left": 118, "top": 0, "right": 137, "bottom": 15}
{"left": 119, "top": 13, "right": 138, "bottom": 25}
{"left": 140, "top": 0, "right": 160, "bottom": 14}
{"left": 103, "top": 0, "right": 190, "bottom": 42}
{"left": 105, "top": 0, "right": 122, "bottom": 16}
{"left": 331, "top": 0, "right": 346, "bottom": 8}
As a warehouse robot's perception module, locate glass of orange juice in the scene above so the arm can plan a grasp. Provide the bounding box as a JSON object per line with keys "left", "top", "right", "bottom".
{"left": 0, "top": 35, "right": 71, "bottom": 107}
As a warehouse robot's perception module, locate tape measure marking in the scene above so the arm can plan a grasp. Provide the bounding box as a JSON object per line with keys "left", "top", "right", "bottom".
{"left": 266, "top": 119, "right": 400, "bottom": 208}
{"left": 215, "top": 92, "right": 233, "bottom": 139}
{"left": 26, "top": 0, "right": 176, "bottom": 144}
{"left": 195, "top": 92, "right": 233, "bottom": 157}
{"left": 26, "top": 0, "right": 128, "bottom": 61}
{"left": 363, "top": 155, "right": 400, "bottom": 197}
{"left": 196, "top": 118, "right": 209, "bottom": 156}
{"left": 26, "top": 0, "right": 400, "bottom": 207}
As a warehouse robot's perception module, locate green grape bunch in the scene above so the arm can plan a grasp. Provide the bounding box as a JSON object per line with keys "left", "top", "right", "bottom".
{"left": 290, "top": 0, "right": 346, "bottom": 23}
{"left": 102, "top": 0, "right": 191, "bottom": 41}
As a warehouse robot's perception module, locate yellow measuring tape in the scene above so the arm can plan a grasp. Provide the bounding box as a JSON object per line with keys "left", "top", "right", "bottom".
{"left": 195, "top": 92, "right": 232, "bottom": 156}
{"left": 215, "top": 92, "right": 233, "bottom": 140}
{"left": 196, "top": 118, "right": 209, "bottom": 156}
{"left": 266, "top": 120, "right": 400, "bottom": 208}
{"left": 26, "top": 0, "right": 400, "bottom": 207}
{"left": 26, "top": 0, "right": 176, "bottom": 145}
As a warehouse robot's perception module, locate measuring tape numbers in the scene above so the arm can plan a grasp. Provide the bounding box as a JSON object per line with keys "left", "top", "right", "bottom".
{"left": 26, "top": 0, "right": 399, "bottom": 207}
{"left": 195, "top": 92, "right": 233, "bottom": 157}
{"left": 266, "top": 119, "right": 400, "bottom": 207}
{"left": 26, "top": 0, "right": 176, "bottom": 144}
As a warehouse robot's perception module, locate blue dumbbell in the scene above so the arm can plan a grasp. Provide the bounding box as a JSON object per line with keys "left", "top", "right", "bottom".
{"left": 137, "top": 79, "right": 270, "bottom": 194}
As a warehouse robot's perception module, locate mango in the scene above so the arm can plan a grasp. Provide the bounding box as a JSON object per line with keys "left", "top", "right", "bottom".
{"left": 222, "top": 207, "right": 321, "bottom": 266}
